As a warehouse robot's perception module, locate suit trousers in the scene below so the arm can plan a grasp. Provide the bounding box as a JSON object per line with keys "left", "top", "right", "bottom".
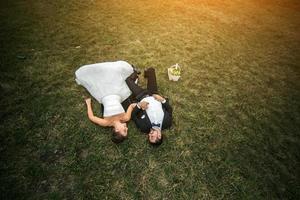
{"left": 126, "top": 67, "right": 158, "bottom": 101}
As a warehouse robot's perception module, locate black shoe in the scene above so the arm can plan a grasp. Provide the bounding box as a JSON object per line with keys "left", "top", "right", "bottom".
{"left": 132, "top": 64, "right": 141, "bottom": 75}
{"left": 128, "top": 71, "right": 139, "bottom": 81}
{"left": 144, "top": 68, "right": 155, "bottom": 78}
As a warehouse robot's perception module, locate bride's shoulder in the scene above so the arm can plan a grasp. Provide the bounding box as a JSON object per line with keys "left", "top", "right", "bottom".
{"left": 105, "top": 113, "right": 126, "bottom": 122}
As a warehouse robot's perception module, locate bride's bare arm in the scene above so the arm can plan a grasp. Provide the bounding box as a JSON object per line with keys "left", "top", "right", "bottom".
{"left": 122, "top": 103, "right": 137, "bottom": 122}
{"left": 85, "top": 98, "right": 109, "bottom": 127}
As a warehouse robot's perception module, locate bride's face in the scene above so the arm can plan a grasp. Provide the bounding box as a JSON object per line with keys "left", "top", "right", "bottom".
{"left": 115, "top": 122, "right": 128, "bottom": 136}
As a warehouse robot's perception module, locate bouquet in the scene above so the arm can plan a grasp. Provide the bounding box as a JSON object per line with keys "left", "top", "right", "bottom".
{"left": 168, "top": 63, "right": 181, "bottom": 81}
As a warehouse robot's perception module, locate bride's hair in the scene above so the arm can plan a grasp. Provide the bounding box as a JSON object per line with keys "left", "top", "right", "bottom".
{"left": 111, "top": 129, "right": 127, "bottom": 144}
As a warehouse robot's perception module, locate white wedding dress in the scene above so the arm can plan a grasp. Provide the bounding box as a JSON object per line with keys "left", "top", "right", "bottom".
{"left": 75, "top": 61, "right": 133, "bottom": 117}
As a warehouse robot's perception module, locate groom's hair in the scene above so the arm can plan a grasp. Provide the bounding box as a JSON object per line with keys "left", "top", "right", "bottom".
{"left": 111, "top": 129, "right": 127, "bottom": 144}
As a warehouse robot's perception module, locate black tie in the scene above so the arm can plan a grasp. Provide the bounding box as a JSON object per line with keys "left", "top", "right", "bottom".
{"left": 151, "top": 123, "right": 161, "bottom": 127}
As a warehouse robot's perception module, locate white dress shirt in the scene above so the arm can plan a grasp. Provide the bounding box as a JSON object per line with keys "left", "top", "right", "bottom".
{"left": 140, "top": 96, "right": 164, "bottom": 129}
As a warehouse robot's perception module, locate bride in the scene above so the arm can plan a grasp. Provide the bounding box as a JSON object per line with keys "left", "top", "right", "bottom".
{"left": 75, "top": 61, "right": 137, "bottom": 143}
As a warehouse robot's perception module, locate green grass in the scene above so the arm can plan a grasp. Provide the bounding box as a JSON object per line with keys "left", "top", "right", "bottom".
{"left": 1, "top": 0, "right": 299, "bottom": 199}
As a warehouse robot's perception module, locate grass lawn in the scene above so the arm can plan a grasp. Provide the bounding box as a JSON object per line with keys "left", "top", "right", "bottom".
{"left": 1, "top": 0, "right": 299, "bottom": 199}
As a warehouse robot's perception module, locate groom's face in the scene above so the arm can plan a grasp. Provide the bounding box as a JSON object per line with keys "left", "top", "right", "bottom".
{"left": 149, "top": 129, "right": 161, "bottom": 143}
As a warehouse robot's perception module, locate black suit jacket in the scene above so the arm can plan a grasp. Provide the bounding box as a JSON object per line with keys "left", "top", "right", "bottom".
{"left": 131, "top": 98, "right": 173, "bottom": 133}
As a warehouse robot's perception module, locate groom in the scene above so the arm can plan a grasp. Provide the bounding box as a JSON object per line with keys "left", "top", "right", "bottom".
{"left": 125, "top": 68, "right": 173, "bottom": 145}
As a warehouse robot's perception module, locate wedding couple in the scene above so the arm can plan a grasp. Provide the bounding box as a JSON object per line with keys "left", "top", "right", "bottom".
{"left": 75, "top": 61, "right": 172, "bottom": 145}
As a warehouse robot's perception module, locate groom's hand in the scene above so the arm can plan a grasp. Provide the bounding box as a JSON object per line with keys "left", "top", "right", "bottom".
{"left": 153, "top": 94, "right": 165, "bottom": 102}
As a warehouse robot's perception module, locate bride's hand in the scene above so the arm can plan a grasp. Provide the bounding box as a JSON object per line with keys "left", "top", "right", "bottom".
{"left": 85, "top": 98, "right": 91, "bottom": 105}
{"left": 130, "top": 103, "right": 137, "bottom": 108}
{"left": 138, "top": 101, "right": 149, "bottom": 110}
